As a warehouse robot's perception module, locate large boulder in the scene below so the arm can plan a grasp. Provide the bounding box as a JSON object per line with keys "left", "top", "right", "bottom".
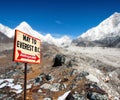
{"left": 87, "top": 92, "right": 108, "bottom": 100}
{"left": 53, "top": 54, "right": 65, "bottom": 67}
{"left": 75, "top": 71, "right": 89, "bottom": 81}
{"left": 85, "top": 83, "right": 108, "bottom": 100}
{"left": 66, "top": 92, "right": 85, "bottom": 100}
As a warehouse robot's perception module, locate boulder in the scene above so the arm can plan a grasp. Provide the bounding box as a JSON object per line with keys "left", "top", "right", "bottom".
{"left": 50, "top": 83, "right": 60, "bottom": 92}
{"left": 40, "top": 83, "right": 51, "bottom": 90}
{"left": 53, "top": 54, "right": 65, "bottom": 67}
{"left": 46, "top": 74, "right": 52, "bottom": 81}
{"left": 34, "top": 73, "right": 46, "bottom": 85}
{"left": 85, "top": 83, "right": 107, "bottom": 95}
{"left": 70, "top": 69, "right": 78, "bottom": 76}
{"left": 86, "top": 74, "right": 99, "bottom": 83}
{"left": 59, "top": 83, "right": 67, "bottom": 90}
{"left": 66, "top": 92, "right": 85, "bottom": 100}
{"left": 65, "top": 85, "right": 108, "bottom": 100}
{"left": 87, "top": 92, "right": 108, "bottom": 100}
{"left": 75, "top": 71, "right": 89, "bottom": 81}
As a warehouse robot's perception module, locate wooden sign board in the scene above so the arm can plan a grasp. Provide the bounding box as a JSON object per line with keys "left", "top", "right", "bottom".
{"left": 13, "top": 30, "right": 41, "bottom": 64}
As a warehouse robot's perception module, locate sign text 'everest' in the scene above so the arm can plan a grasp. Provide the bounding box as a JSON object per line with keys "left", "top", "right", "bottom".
{"left": 17, "top": 34, "right": 40, "bottom": 53}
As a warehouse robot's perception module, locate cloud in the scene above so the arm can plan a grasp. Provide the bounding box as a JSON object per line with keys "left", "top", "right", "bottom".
{"left": 55, "top": 20, "right": 63, "bottom": 24}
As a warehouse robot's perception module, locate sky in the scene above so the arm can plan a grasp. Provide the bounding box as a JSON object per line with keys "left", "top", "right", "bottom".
{"left": 0, "top": 0, "right": 120, "bottom": 39}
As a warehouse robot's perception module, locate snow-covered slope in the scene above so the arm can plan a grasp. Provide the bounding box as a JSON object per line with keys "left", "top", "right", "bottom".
{"left": 0, "top": 21, "right": 72, "bottom": 47}
{"left": 43, "top": 34, "right": 72, "bottom": 46}
{"left": 15, "top": 21, "right": 72, "bottom": 47}
{"left": 15, "top": 22, "right": 44, "bottom": 40}
{"left": 80, "top": 12, "right": 120, "bottom": 41}
{"left": 0, "top": 24, "right": 14, "bottom": 38}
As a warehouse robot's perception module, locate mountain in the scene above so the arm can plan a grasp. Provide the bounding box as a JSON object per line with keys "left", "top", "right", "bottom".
{"left": 0, "top": 21, "right": 72, "bottom": 47}
{"left": 72, "top": 37, "right": 102, "bottom": 47}
{"left": 15, "top": 21, "right": 72, "bottom": 47}
{"left": 0, "top": 32, "right": 13, "bottom": 43}
{"left": 0, "top": 24, "right": 14, "bottom": 38}
{"left": 15, "top": 22, "right": 44, "bottom": 39}
{"left": 80, "top": 12, "right": 120, "bottom": 41}
{"left": 73, "top": 12, "right": 120, "bottom": 47}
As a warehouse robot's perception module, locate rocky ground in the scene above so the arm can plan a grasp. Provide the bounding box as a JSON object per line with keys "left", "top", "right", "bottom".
{"left": 0, "top": 43, "right": 120, "bottom": 100}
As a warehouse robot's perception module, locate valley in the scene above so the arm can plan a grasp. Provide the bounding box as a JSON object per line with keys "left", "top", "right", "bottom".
{"left": 0, "top": 44, "right": 120, "bottom": 99}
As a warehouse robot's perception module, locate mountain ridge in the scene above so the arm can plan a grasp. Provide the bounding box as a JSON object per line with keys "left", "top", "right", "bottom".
{"left": 0, "top": 21, "right": 72, "bottom": 47}
{"left": 79, "top": 12, "right": 120, "bottom": 41}
{"left": 0, "top": 12, "right": 120, "bottom": 47}
{"left": 73, "top": 12, "right": 120, "bottom": 47}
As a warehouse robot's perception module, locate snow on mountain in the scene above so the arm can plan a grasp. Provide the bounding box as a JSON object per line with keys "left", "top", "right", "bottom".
{"left": 44, "top": 34, "right": 72, "bottom": 46}
{"left": 0, "top": 24, "right": 14, "bottom": 38}
{"left": 80, "top": 12, "right": 120, "bottom": 41}
{"left": 0, "top": 21, "right": 72, "bottom": 47}
{"left": 15, "top": 21, "right": 72, "bottom": 47}
{"left": 15, "top": 21, "right": 44, "bottom": 39}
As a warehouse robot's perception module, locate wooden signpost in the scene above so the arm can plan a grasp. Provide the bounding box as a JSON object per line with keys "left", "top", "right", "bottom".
{"left": 13, "top": 30, "right": 41, "bottom": 100}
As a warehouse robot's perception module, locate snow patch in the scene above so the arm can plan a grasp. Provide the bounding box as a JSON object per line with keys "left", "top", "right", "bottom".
{"left": 0, "top": 79, "right": 23, "bottom": 94}
{"left": 58, "top": 91, "right": 71, "bottom": 100}
{"left": 86, "top": 74, "right": 99, "bottom": 83}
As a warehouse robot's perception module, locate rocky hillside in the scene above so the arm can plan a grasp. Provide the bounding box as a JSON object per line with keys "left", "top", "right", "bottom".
{"left": 0, "top": 42, "right": 120, "bottom": 99}
{"left": 0, "top": 32, "right": 13, "bottom": 52}
{"left": 0, "top": 32, "right": 13, "bottom": 43}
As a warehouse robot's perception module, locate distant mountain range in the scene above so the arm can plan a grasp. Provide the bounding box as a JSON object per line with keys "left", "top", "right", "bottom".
{"left": 73, "top": 12, "right": 120, "bottom": 47}
{"left": 0, "top": 12, "right": 120, "bottom": 47}
{"left": 0, "top": 22, "right": 72, "bottom": 47}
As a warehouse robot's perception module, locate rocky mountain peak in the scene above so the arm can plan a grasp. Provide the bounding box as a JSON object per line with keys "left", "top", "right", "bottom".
{"left": 80, "top": 12, "right": 120, "bottom": 41}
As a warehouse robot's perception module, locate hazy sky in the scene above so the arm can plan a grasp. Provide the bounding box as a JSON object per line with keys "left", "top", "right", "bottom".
{"left": 0, "top": 0, "right": 120, "bottom": 38}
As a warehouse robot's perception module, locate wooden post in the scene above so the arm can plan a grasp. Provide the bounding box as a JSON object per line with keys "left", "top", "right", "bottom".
{"left": 24, "top": 63, "right": 27, "bottom": 100}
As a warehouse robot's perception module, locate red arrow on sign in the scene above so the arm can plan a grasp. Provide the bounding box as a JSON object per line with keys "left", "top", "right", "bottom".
{"left": 17, "top": 50, "right": 39, "bottom": 61}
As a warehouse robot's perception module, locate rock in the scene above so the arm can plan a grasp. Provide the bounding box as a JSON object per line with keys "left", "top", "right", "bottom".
{"left": 38, "top": 89, "right": 42, "bottom": 93}
{"left": 78, "top": 71, "right": 89, "bottom": 77}
{"left": 0, "top": 94, "right": 7, "bottom": 99}
{"left": 66, "top": 60, "right": 72, "bottom": 67}
{"left": 104, "top": 76, "right": 110, "bottom": 83}
{"left": 40, "top": 83, "right": 61, "bottom": 92}
{"left": 40, "top": 83, "right": 51, "bottom": 90}
{"left": 86, "top": 74, "right": 99, "bottom": 83}
{"left": 53, "top": 54, "right": 65, "bottom": 67}
{"left": 50, "top": 83, "right": 60, "bottom": 92}
{"left": 114, "top": 97, "right": 119, "bottom": 100}
{"left": 34, "top": 77, "right": 41, "bottom": 83}
{"left": 70, "top": 69, "right": 78, "bottom": 76}
{"left": 27, "top": 84, "right": 32, "bottom": 89}
{"left": 59, "top": 83, "right": 67, "bottom": 90}
{"left": 75, "top": 71, "right": 89, "bottom": 81}
{"left": 66, "top": 92, "right": 85, "bottom": 100}
{"left": 85, "top": 83, "right": 107, "bottom": 95}
{"left": 87, "top": 92, "right": 108, "bottom": 100}
{"left": 46, "top": 74, "right": 53, "bottom": 81}
{"left": 70, "top": 84, "right": 77, "bottom": 89}
{"left": 43, "top": 97, "right": 52, "bottom": 100}
{"left": 61, "top": 77, "right": 69, "bottom": 82}
{"left": 4, "top": 97, "right": 14, "bottom": 100}
{"left": 34, "top": 73, "right": 46, "bottom": 85}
